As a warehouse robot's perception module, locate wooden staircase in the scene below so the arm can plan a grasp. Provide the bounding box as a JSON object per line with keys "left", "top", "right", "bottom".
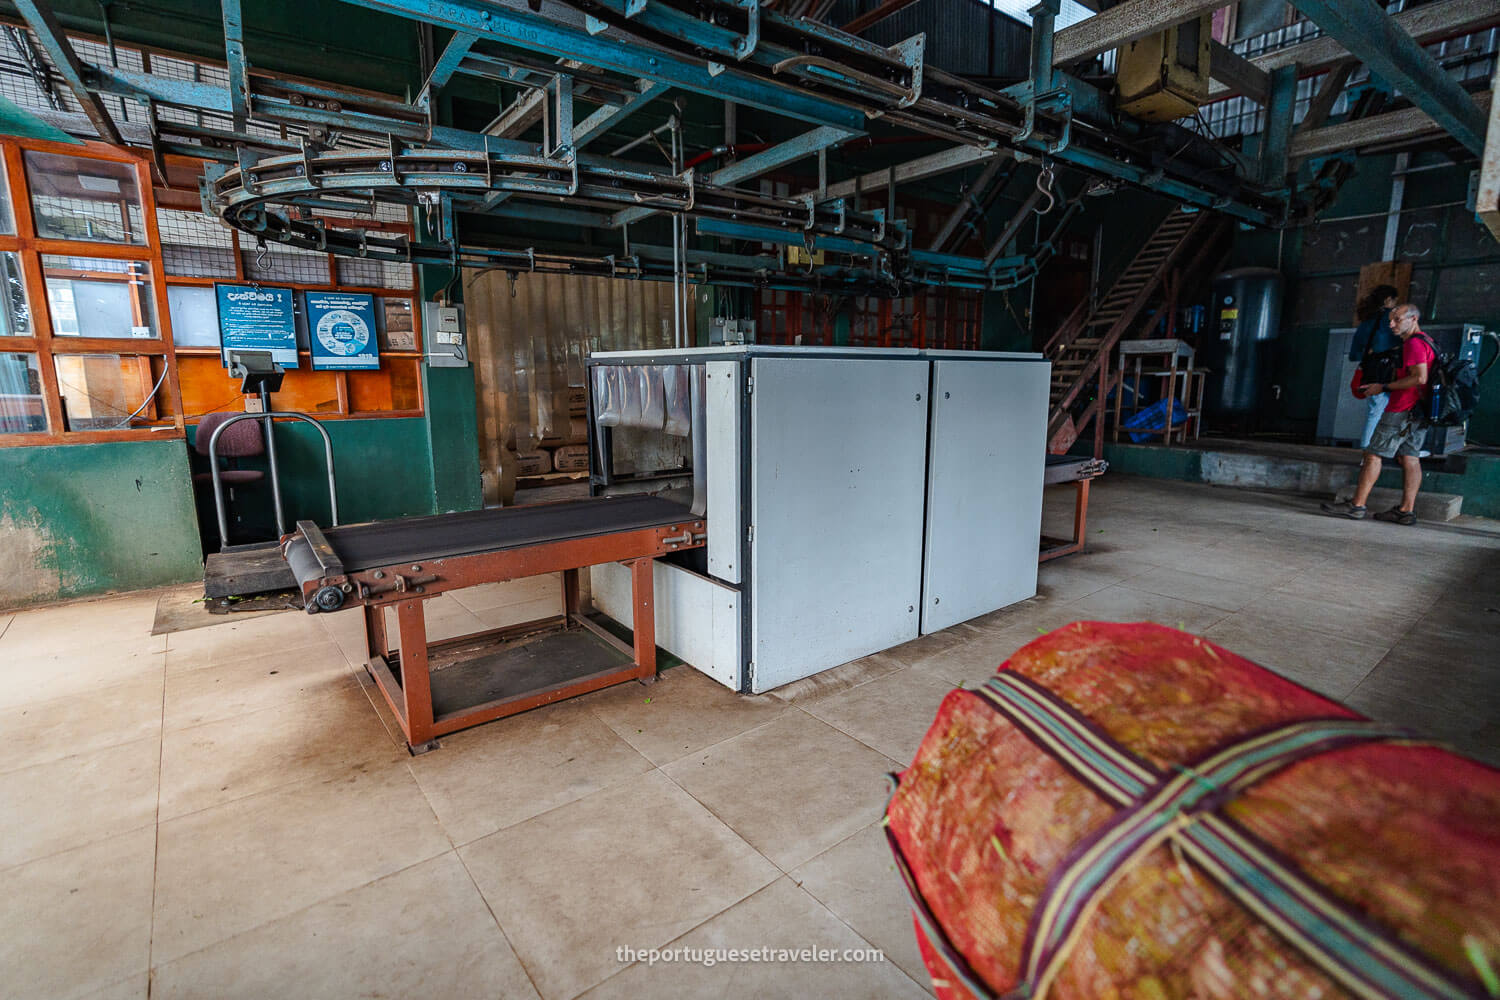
{"left": 1042, "top": 208, "right": 1231, "bottom": 453}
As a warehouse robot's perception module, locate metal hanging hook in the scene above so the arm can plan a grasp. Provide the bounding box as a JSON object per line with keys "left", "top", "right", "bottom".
{"left": 1034, "top": 162, "right": 1057, "bottom": 216}
{"left": 253, "top": 237, "right": 270, "bottom": 272}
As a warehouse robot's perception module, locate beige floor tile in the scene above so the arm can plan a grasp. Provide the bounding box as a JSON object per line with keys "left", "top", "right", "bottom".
{"left": 766, "top": 651, "right": 903, "bottom": 704}
{"left": 0, "top": 672, "right": 163, "bottom": 774}
{"left": 1241, "top": 587, "right": 1427, "bottom": 642}
{"left": 585, "top": 665, "right": 789, "bottom": 767}
{"left": 963, "top": 596, "right": 1091, "bottom": 638}
{"left": 790, "top": 823, "right": 931, "bottom": 993}
{"left": 907, "top": 623, "right": 1065, "bottom": 689}
{"left": 0, "top": 735, "right": 159, "bottom": 870}
{"left": 1202, "top": 616, "right": 1392, "bottom": 703}
{"left": 0, "top": 593, "right": 161, "bottom": 656}
{"left": 579, "top": 877, "right": 928, "bottom": 1000}
{"left": 158, "top": 682, "right": 403, "bottom": 821}
{"left": 318, "top": 607, "right": 374, "bottom": 666}
{"left": 461, "top": 770, "right": 778, "bottom": 1000}
{"left": 408, "top": 699, "right": 653, "bottom": 845}
{"left": 0, "top": 643, "right": 165, "bottom": 712}
{"left": 0, "top": 826, "right": 155, "bottom": 1000}
{"left": 1122, "top": 564, "right": 1265, "bottom": 613}
{"left": 663, "top": 710, "right": 899, "bottom": 871}
{"left": 163, "top": 611, "right": 329, "bottom": 672}
{"left": 450, "top": 574, "right": 563, "bottom": 614}
{"left": 152, "top": 762, "right": 449, "bottom": 965}
{"left": 151, "top": 852, "right": 539, "bottom": 1000}
{"left": 472, "top": 595, "right": 569, "bottom": 631}
{"left": 163, "top": 641, "right": 354, "bottom": 731}
{"left": 877, "top": 625, "right": 985, "bottom": 669}
{"left": 1065, "top": 584, "right": 1231, "bottom": 634}
{"left": 71, "top": 974, "right": 151, "bottom": 1000}
{"left": 382, "top": 594, "right": 488, "bottom": 650}
{"left": 800, "top": 667, "right": 957, "bottom": 766}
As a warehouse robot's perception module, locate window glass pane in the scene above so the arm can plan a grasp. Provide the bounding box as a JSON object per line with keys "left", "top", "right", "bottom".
{"left": 0, "top": 251, "right": 32, "bottom": 335}
{"left": 0, "top": 352, "right": 45, "bottom": 433}
{"left": 158, "top": 207, "right": 237, "bottom": 277}
{"left": 378, "top": 297, "right": 417, "bottom": 352}
{"left": 42, "top": 255, "right": 158, "bottom": 339}
{"left": 25, "top": 151, "right": 146, "bottom": 246}
{"left": 166, "top": 284, "right": 221, "bottom": 349}
{"left": 53, "top": 353, "right": 175, "bottom": 431}
{"left": 0, "top": 156, "right": 14, "bottom": 236}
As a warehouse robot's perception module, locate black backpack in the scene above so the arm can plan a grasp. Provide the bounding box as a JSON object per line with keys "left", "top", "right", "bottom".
{"left": 1412, "top": 333, "right": 1485, "bottom": 427}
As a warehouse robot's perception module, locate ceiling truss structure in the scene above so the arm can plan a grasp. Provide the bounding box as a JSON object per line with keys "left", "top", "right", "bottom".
{"left": 11, "top": 0, "right": 1497, "bottom": 295}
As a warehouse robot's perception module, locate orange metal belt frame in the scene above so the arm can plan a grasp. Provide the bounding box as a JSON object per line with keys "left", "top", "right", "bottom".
{"left": 1039, "top": 479, "right": 1092, "bottom": 564}
{"left": 300, "top": 518, "right": 705, "bottom": 751}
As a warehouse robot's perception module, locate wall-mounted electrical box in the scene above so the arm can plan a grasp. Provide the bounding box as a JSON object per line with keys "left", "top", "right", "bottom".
{"left": 1116, "top": 14, "right": 1212, "bottom": 122}
{"left": 422, "top": 303, "right": 468, "bottom": 368}
{"left": 709, "top": 318, "right": 756, "bottom": 345}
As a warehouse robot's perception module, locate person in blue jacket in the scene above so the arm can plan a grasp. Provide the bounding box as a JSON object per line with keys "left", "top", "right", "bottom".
{"left": 1349, "top": 285, "right": 1399, "bottom": 449}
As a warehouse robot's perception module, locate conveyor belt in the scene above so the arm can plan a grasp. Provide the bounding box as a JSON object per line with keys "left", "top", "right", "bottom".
{"left": 286, "top": 495, "right": 695, "bottom": 586}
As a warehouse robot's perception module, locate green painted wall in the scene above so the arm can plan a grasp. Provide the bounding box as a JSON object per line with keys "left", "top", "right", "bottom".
{"left": 0, "top": 440, "right": 203, "bottom": 609}
{"left": 186, "top": 416, "right": 437, "bottom": 541}
{"left": 1222, "top": 152, "right": 1500, "bottom": 442}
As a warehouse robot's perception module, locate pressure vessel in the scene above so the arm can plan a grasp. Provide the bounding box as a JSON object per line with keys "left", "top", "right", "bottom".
{"left": 1202, "top": 267, "right": 1282, "bottom": 414}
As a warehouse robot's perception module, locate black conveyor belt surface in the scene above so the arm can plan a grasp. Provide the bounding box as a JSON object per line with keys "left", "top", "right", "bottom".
{"left": 295, "top": 495, "right": 695, "bottom": 579}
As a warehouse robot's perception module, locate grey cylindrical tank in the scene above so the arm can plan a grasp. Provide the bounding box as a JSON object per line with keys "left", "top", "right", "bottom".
{"left": 1202, "top": 267, "right": 1283, "bottom": 414}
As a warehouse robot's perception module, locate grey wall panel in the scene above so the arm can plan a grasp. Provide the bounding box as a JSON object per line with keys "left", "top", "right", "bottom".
{"left": 705, "top": 360, "right": 743, "bottom": 584}
{"left": 747, "top": 357, "right": 928, "bottom": 693}
{"left": 921, "top": 359, "right": 1047, "bottom": 633}
{"left": 591, "top": 561, "right": 742, "bottom": 690}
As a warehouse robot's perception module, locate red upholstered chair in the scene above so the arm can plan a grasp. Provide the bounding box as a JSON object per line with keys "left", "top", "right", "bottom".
{"left": 193, "top": 411, "right": 266, "bottom": 488}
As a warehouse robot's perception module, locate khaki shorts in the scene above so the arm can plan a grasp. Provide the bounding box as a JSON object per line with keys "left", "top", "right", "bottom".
{"left": 1366, "top": 408, "right": 1428, "bottom": 459}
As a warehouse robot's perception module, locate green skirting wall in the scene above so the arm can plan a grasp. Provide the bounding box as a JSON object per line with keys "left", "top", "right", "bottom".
{"left": 1097, "top": 441, "right": 1500, "bottom": 519}
{"left": 0, "top": 440, "right": 203, "bottom": 609}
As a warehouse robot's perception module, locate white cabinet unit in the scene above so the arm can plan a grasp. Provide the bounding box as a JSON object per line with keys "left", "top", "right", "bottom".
{"left": 586, "top": 346, "right": 1048, "bottom": 694}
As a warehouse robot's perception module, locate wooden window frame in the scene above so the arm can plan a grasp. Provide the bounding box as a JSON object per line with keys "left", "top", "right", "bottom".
{"left": 0, "top": 136, "right": 185, "bottom": 447}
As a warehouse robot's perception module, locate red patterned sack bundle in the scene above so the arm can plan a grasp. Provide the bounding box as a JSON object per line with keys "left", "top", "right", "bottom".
{"left": 885, "top": 621, "right": 1500, "bottom": 1000}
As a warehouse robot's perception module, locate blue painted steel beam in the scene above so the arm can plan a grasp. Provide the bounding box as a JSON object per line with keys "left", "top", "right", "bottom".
{"left": 335, "top": 0, "right": 865, "bottom": 131}
{"left": 612, "top": 124, "right": 857, "bottom": 227}
{"left": 1260, "top": 64, "right": 1297, "bottom": 186}
{"left": 12, "top": 0, "right": 121, "bottom": 144}
{"left": 424, "top": 31, "right": 478, "bottom": 96}
{"left": 1288, "top": 0, "right": 1487, "bottom": 155}
{"left": 575, "top": 80, "right": 670, "bottom": 147}
{"left": 222, "top": 0, "right": 248, "bottom": 130}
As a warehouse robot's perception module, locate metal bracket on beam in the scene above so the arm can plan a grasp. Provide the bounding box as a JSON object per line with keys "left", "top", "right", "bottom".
{"left": 543, "top": 74, "right": 575, "bottom": 159}
{"left": 889, "top": 34, "right": 924, "bottom": 109}
{"left": 733, "top": 0, "right": 760, "bottom": 62}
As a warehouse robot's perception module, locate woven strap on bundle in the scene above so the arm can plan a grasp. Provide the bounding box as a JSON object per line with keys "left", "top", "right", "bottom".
{"left": 966, "top": 671, "right": 1478, "bottom": 1000}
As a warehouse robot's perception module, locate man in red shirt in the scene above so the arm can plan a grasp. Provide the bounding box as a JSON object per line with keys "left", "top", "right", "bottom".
{"left": 1322, "top": 304, "right": 1435, "bottom": 524}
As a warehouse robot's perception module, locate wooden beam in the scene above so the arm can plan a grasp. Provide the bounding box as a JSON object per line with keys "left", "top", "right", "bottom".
{"left": 1209, "top": 0, "right": 1500, "bottom": 98}
{"left": 842, "top": 0, "right": 922, "bottom": 34}
{"left": 1477, "top": 63, "right": 1500, "bottom": 241}
{"left": 1207, "top": 39, "right": 1270, "bottom": 105}
{"left": 1297, "top": 58, "right": 1357, "bottom": 134}
{"left": 1289, "top": 89, "right": 1490, "bottom": 160}
{"left": 1052, "top": 0, "right": 1228, "bottom": 66}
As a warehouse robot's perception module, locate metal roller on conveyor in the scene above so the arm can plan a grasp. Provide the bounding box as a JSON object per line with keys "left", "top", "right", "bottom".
{"left": 280, "top": 495, "right": 705, "bottom": 752}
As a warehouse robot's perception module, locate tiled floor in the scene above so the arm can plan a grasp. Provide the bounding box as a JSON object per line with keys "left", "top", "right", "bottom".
{"left": 2, "top": 475, "right": 1497, "bottom": 999}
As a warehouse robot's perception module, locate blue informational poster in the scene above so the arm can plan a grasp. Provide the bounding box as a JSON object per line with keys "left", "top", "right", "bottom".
{"left": 305, "top": 291, "right": 380, "bottom": 371}
{"left": 215, "top": 284, "right": 298, "bottom": 367}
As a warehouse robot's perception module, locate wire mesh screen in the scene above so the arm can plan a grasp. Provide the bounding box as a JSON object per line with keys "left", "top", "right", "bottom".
{"left": 336, "top": 257, "right": 413, "bottom": 289}
{"left": 241, "top": 242, "right": 331, "bottom": 285}
{"left": 158, "top": 207, "right": 238, "bottom": 278}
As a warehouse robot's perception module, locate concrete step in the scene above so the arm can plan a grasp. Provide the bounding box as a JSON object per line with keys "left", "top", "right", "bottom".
{"left": 1334, "top": 486, "right": 1463, "bottom": 522}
